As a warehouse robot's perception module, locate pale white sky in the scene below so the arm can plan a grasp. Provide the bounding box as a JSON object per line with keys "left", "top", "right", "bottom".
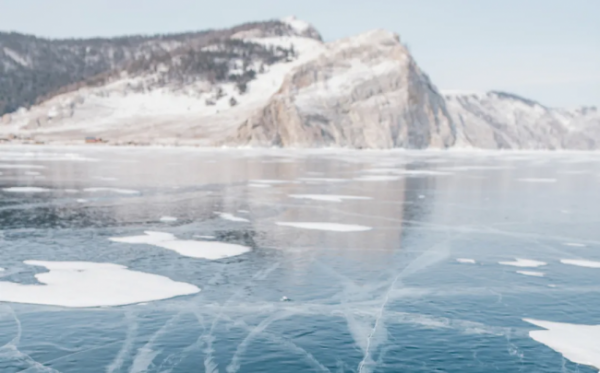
{"left": 1, "top": 0, "right": 598, "bottom": 107}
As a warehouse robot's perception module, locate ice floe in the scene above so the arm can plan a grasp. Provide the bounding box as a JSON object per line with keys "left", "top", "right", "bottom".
{"left": 456, "top": 258, "right": 476, "bottom": 264}
{"left": 276, "top": 222, "right": 372, "bottom": 232}
{"left": 2, "top": 187, "right": 50, "bottom": 193}
{"left": 499, "top": 258, "right": 547, "bottom": 267}
{"left": 217, "top": 212, "right": 250, "bottom": 223}
{"left": 523, "top": 319, "right": 600, "bottom": 371}
{"left": 110, "top": 231, "right": 251, "bottom": 260}
{"left": 516, "top": 271, "right": 545, "bottom": 277}
{"left": 0, "top": 260, "right": 200, "bottom": 308}
{"left": 289, "top": 194, "right": 372, "bottom": 202}
{"left": 84, "top": 187, "right": 140, "bottom": 195}
{"left": 517, "top": 178, "right": 557, "bottom": 183}
{"left": 560, "top": 259, "right": 600, "bottom": 268}
{"left": 159, "top": 216, "right": 178, "bottom": 222}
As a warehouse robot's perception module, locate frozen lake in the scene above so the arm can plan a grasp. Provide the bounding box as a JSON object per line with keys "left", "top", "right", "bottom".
{"left": 0, "top": 147, "right": 599, "bottom": 373}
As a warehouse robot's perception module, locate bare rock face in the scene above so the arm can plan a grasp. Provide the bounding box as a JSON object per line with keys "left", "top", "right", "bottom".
{"left": 233, "top": 30, "right": 456, "bottom": 149}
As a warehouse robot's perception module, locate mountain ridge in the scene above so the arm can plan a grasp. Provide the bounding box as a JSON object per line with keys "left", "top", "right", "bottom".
{"left": 1, "top": 17, "right": 598, "bottom": 149}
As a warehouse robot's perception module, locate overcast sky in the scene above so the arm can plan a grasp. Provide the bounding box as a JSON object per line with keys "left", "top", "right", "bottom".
{"left": 1, "top": 0, "right": 598, "bottom": 107}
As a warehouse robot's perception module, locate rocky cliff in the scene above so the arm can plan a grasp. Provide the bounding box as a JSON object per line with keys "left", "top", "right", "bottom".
{"left": 0, "top": 17, "right": 597, "bottom": 149}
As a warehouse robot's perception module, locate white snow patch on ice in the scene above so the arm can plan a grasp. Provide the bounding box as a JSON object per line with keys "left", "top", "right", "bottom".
{"left": 0, "top": 164, "right": 46, "bottom": 169}
{"left": 110, "top": 231, "right": 250, "bottom": 260}
{"left": 560, "top": 259, "right": 600, "bottom": 268}
{"left": 456, "top": 258, "right": 476, "bottom": 264}
{"left": 354, "top": 175, "right": 401, "bottom": 182}
{"left": 523, "top": 319, "right": 600, "bottom": 371}
{"left": 516, "top": 271, "right": 545, "bottom": 277}
{"left": 248, "top": 183, "right": 271, "bottom": 188}
{"left": 563, "top": 243, "right": 587, "bottom": 248}
{"left": 0, "top": 260, "right": 199, "bottom": 308}
{"left": 2, "top": 187, "right": 50, "bottom": 193}
{"left": 298, "top": 177, "right": 347, "bottom": 183}
{"left": 289, "top": 194, "right": 372, "bottom": 202}
{"left": 76, "top": 199, "right": 87, "bottom": 203}
{"left": 0, "top": 267, "right": 4, "bottom": 272}
{"left": 159, "top": 216, "right": 178, "bottom": 222}
{"left": 217, "top": 213, "right": 250, "bottom": 223}
{"left": 84, "top": 187, "right": 140, "bottom": 195}
{"left": 499, "top": 258, "right": 547, "bottom": 267}
{"left": 276, "top": 222, "right": 372, "bottom": 232}
{"left": 517, "top": 178, "right": 557, "bottom": 183}
{"left": 249, "top": 179, "right": 289, "bottom": 184}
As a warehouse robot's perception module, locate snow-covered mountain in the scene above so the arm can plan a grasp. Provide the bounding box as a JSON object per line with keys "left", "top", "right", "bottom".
{"left": 0, "top": 17, "right": 597, "bottom": 149}
{"left": 445, "top": 91, "right": 600, "bottom": 150}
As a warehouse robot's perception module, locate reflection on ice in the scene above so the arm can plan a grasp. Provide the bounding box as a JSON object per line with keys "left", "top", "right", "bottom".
{"left": 524, "top": 319, "right": 600, "bottom": 371}
{"left": 517, "top": 178, "right": 557, "bottom": 183}
{"left": 456, "top": 258, "right": 476, "bottom": 264}
{"left": 110, "top": 231, "right": 251, "bottom": 260}
{"left": 0, "top": 260, "right": 199, "bottom": 307}
{"left": 276, "top": 222, "right": 372, "bottom": 232}
{"left": 563, "top": 242, "right": 587, "bottom": 248}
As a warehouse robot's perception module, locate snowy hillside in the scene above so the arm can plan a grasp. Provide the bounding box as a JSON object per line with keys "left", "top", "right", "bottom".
{"left": 444, "top": 91, "right": 600, "bottom": 149}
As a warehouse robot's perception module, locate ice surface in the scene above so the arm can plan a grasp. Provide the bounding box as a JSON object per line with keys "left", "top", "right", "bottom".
{"left": 110, "top": 231, "right": 251, "bottom": 260}
{"left": 0, "top": 260, "right": 199, "bottom": 308}
{"left": 499, "top": 258, "right": 547, "bottom": 267}
{"left": 0, "top": 267, "right": 4, "bottom": 272}
{"left": 23, "top": 171, "right": 41, "bottom": 176}
{"left": 2, "top": 187, "right": 50, "bottom": 193}
{"left": 248, "top": 183, "right": 271, "bottom": 188}
{"left": 517, "top": 178, "right": 557, "bottom": 183}
{"left": 217, "top": 213, "right": 250, "bottom": 223}
{"left": 456, "top": 258, "right": 476, "bottom": 264}
{"left": 76, "top": 199, "right": 87, "bottom": 203}
{"left": 289, "top": 194, "right": 371, "bottom": 202}
{"left": 524, "top": 319, "right": 600, "bottom": 371}
{"left": 83, "top": 187, "right": 140, "bottom": 195}
{"left": 560, "top": 259, "right": 600, "bottom": 268}
{"left": 353, "top": 175, "right": 401, "bottom": 182}
{"left": 276, "top": 222, "right": 372, "bottom": 232}
{"left": 516, "top": 271, "right": 545, "bottom": 277}
{"left": 563, "top": 242, "right": 587, "bottom": 247}
{"left": 159, "top": 216, "right": 178, "bottom": 222}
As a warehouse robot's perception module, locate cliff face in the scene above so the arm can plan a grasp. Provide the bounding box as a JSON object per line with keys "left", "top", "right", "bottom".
{"left": 444, "top": 91, "right": 600, "bottom": 150}
{"left": 233, "top": 30, "right": 455, "bottom": 149}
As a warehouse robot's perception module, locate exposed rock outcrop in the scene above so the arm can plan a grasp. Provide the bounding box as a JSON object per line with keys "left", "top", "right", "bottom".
{"left": 232, "top": 30, "right": 455, "bottom": 148}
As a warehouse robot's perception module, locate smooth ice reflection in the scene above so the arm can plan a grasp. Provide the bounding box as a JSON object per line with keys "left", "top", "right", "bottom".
{"left": 0, "top": 260, "right": 199, "bottom": 307}
{"left": 2, "top": 187, "right": 50, "bottom": 193}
